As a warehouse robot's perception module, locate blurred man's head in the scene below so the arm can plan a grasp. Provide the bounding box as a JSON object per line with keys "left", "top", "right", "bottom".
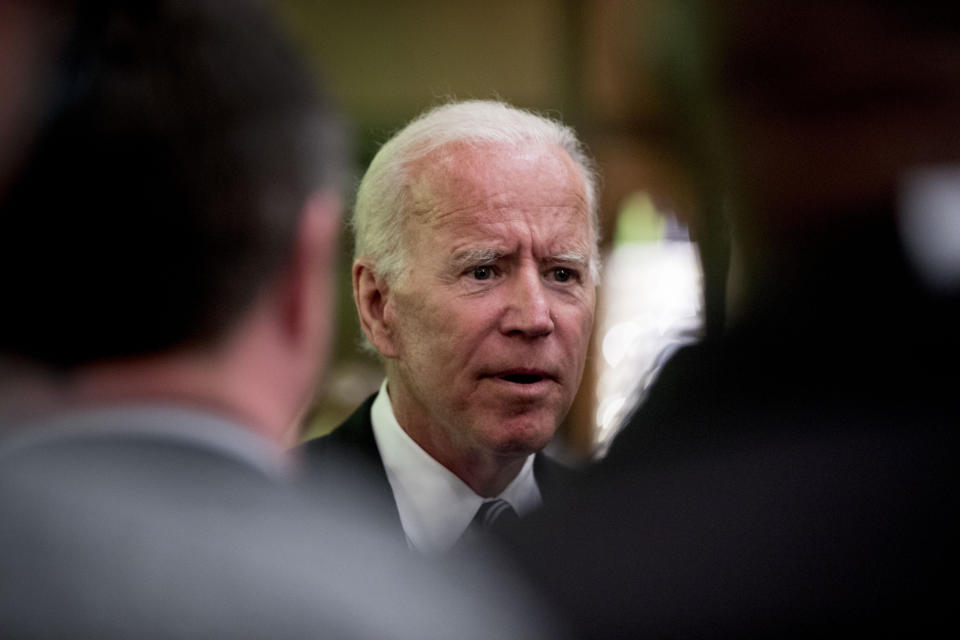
{"left": 0, "top": 0, "right": 345, "bottom": 439}
{"left": 352, "top": 101, "right": 598, "bottom": 494}
{"left": 1, "top": 0, "right": 344, "bottom": 365}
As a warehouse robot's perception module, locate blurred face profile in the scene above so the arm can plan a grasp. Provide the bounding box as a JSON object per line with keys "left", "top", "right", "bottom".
{"left": 384, "top": 141, "right": 596, "bottom": 461}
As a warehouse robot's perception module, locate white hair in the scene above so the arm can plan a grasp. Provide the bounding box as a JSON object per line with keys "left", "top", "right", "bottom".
{"left": 352, "top": 100, "right": 601, "bottom": 285}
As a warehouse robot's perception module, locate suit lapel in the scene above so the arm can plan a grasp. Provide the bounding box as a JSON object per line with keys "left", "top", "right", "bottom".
{"left": 300, "top": 394, "right": 405, "bottom": 537}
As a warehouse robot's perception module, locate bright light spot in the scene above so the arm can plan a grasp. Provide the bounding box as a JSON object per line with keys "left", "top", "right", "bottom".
{"left": 596, "top": 395, "right": 627, "bottom": 435}
{"left": 590, "top": 191, "right": 704, "bottom": 457}
{"left": 900, "top": 165, "right": 960, "bottom": 292}
{"left": 602, "top": 321, "right": 643, "bottom": 367}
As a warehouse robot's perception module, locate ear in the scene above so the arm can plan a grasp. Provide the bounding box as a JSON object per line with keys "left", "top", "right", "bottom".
{"left": 353, "top": 259, "right": 399, "bottom": 358}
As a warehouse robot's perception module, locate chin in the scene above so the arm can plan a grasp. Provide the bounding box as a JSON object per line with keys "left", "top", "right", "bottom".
{"left": 484, "top": 420, "right": 556, "bottom": 457}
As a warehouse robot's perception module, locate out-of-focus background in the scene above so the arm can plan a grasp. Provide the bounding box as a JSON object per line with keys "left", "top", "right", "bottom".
{"left": 279, "top": 0, "right": 705, "bottom": 462}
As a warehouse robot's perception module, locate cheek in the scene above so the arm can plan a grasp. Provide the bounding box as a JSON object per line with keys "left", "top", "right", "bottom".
{"left": 387, "top": 293, "right": 433, "bottom": 356}
{"left": 394, "top": 296, "right": 471, "bottom": 365}
{"left": 581, "top": 309, "right": 596, "bottom": 348}
{"left": 397, "top": 292, "right": 512, "bottom": 371}
{"left": 562, "top": 302, "right": 596, "bottom": 351}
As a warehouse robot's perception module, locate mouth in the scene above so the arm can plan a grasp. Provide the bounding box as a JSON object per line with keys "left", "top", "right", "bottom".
{"left": 489, "top": 369, "right": 556, "bottom": 385}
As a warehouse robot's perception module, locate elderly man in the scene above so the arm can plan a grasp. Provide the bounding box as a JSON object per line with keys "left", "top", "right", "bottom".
{"left": 302, "top": 100, "right": 599, "bottom": 554}
{"left": 0, "top": 3, "right": 558, "bottom": 638}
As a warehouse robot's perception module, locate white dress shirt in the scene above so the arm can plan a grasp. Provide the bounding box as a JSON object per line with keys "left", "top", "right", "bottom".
{"left": 370, "top": 380, "right": 542, "bottom": 555}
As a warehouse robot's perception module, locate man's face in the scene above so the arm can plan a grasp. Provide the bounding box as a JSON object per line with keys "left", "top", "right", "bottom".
{"left": 382, "top": 141, "right": 596, "bottom": 464}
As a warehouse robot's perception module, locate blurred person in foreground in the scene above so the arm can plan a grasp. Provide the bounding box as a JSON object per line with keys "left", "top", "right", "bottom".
{"left": 0, "top": 2, "right": 561, "bottom": 638}
{"left": 301, "top": 100, "right": 599, "bottom": 555}
{"left": 495, "top": 0, "right": 960, "bottom": 637}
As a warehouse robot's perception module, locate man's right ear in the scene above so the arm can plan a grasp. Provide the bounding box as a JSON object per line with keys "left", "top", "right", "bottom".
{"left": 353, "top": 260, "right": 399, "bottom": 358}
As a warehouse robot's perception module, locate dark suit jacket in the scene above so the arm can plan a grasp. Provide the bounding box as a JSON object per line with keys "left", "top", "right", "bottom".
{"left": 300, "top": 393, "right": 578, "bottom": 539}
{"left": 496, "top": 218, "right": 960, "bottom": 638}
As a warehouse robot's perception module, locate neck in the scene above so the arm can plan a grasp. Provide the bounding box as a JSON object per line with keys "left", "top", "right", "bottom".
{"left": 450, "top": 453, "right": 528, "bottom": 498}
{"left": 68, "top": 351, "right": 269, "bottom": 432}
{"left": 405, "top": 421, "right": 528, "bottom": 496}
{"left": 2, "top": 280, "right": 324, "bottom": 448}
{"left": 2, "top": 337, "right": 305, "bottom": 450}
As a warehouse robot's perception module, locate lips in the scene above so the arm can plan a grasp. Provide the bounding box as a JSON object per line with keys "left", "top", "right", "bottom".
{"left": 485, "top": 368, "right": 557, "bottom": 385}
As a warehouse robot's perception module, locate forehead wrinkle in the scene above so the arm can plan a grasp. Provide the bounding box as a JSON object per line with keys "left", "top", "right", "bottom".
{"left": 431, "top": 203, "right": 592, "bottom": 259}
{"left": 402, "top": 142, "right": 593, "bottom": 268}
{"left": 448, "top": 233, "right": 591, "bottom": 267}
{"left": 427, "top": 201, "right": 588, "bottom": 232}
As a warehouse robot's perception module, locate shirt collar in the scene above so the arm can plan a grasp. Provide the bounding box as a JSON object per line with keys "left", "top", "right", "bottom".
{"left": 370, "top": 379, "right": 541, "bottom": 555}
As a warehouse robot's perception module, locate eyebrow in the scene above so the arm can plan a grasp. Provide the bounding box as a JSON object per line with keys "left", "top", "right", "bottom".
{"left": 548, "top": 250, "right": 591, "bottom": 268}
{"left": 450, "top": 247, "right": 504, "bottom": 270}
{"left": 450, "top": 247, "right": 591, "bottom": 270}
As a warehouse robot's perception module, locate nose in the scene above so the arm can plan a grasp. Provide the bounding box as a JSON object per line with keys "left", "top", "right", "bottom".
{"left": 499, "top": 266, "right": 554, "bottom": 338}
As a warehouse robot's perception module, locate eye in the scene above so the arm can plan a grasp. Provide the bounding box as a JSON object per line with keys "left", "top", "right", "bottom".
{"left": 551, "top": 267, "right": 575, "bottom": 283}
{"left": 472, "top": 265, "right": 494, "bottom": 280}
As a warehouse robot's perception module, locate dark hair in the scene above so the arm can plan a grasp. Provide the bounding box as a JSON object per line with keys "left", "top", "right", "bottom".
{"left": 0, "top": 0, "right": 344, "bottom": 369}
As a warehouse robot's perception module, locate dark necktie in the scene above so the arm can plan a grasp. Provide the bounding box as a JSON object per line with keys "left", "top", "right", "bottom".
{"left": 467, "top": 498, "right": 519, "bottom": 537}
